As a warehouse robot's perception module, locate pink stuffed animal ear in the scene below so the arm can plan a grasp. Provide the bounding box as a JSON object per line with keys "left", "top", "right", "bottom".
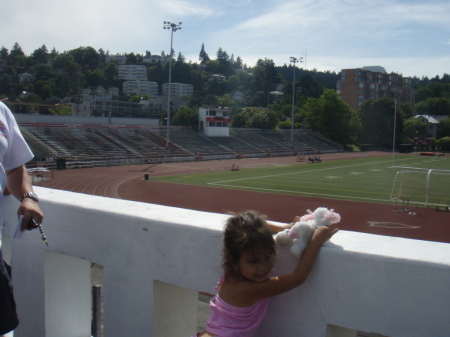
{"left": 320, "top": 208, "right": 341, "bottom": 225}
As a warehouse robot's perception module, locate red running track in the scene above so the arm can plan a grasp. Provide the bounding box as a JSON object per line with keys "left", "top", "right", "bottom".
{"left": 36, "top": 152, "right": 450, "bottom": 244}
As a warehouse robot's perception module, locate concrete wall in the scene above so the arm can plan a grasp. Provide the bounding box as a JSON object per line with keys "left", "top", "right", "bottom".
{"left": 2, "top": 187, "right": 450, "bottom": 337}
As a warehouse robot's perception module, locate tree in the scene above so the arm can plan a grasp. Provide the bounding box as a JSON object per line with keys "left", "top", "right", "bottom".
{"left": 235, "top": 56, "right": 243, "bottom": 69}
{"left": 402, "top": 117, "right": 427, "bottom": 141}
{"left": 31, "top": 45, "right": 49, "bottom": 64}
{"left": 231, "top": 107, "right": 279, "bottom": 129}
{"left": 198, "top": 43, "right": 209, "bottom": 64}
{"left": 437, "top": 136, "right": 450, "bottom": 151}
{"left": 177, "top": 52, "right": 185, "bottom": 63}
{"left": 171, "top": 106, "right": 199, "bottom": 127}
{"left": 8, "top": 42, "right": 27, "bottom": 69}
{"left": 104, "top": 62, "right": 117, "bottom": 85}
{"left": 304, "top": 89, "right": 360, "bottom": 146}
{"left": 50, "top": 104, "right": 72, "bottom": 115}
{"left": 231, "top": 112, "right": 248, "bottom": 128}
{"left": 10, "top": 43, "right": 24, "bottom": 57}
{"left": 249, "top": 109, "right": 279, "bottom": 129}
{"left": 126, "top": 52, "right": 138, "bottom": 65}
{"left": 129, "top": 95, "right": 141, "bottom": 102}
{"left": 69, "top": 46, "right": 100, "bottom": 70}
{"left": 0, "top": 47, "right": 8, "bottom": 61}
{"left": 251, "top": 59, "right": 279, "bottom": 96}
{"left": 415, "top": 97, "right": 450, "bottom": 116}
{"left": 217, "top": 94, "right": 236, "bottom": 111}
{"left": 297, "top": 73, "right": 323, "bottom": 99}
{"left": 359, "top": 98, "right": 402, "bottom": 148}
{"left": 437, "top": 117, "right": 450, "bottom": 138}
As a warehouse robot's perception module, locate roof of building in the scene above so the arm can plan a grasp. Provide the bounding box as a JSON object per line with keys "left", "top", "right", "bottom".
{"left": 361, "top": 66, "right": 387, "bottom": 73}
{"left": 415, "top": 115, "right": 445, "bottom": 124}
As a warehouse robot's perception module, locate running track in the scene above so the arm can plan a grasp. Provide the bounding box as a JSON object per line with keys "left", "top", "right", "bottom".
{"left": 36, "top": 152, "right": 450, "bottom": 244}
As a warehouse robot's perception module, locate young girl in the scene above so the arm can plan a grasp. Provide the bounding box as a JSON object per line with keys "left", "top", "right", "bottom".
{"left": 194, "top": 210, "right": 339, "bottom": 337}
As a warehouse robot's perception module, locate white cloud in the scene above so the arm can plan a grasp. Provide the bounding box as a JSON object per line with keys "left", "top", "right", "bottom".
{"left": 2, "top": 0, "right": 448, "bottom": 77}
{"left": 156, "top": 0, "right": 216, "bottom": 17}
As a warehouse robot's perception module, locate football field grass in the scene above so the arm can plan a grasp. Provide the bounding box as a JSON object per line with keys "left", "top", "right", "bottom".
{"left": 152, "top": 155, "right": 450, "bottom": 207}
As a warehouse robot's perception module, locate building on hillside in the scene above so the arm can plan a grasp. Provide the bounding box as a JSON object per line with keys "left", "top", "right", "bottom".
{"left": 336, "top": 66, "right": 414, "bottom": 110}
{"left": 231, "top": 91, "right": 245, "bottom": 108}
{"left": 143, "top": 54, "right": 167, "bottom": 64}
{"left": 108, "top": 87, "right": 120, "bottom": 98}
{"left": 209, "top": 74, "right": 226, "bottom": 83}
{"left": 199, "top": 107, "right": 231, "bottom": 137}
{"left": 19, "top": 72, "right": 35, "bottom": 84}
{"left": 78, "top": 85, "right": 119, "bottom": 102}
{"left": 123, "top": 81, "right": 158, "bottom": 96}
{"left": 93, "top": 86, "right": 107, "bottom": 96}
{"left": 118, "top": 65, "right": 147, "bottom": 81}
{"left": 162, "top": 82, "right": 193, "bottom": 111}
{"left": 91, "top": 100, "right": 151, "bottom": 118}
{"left": 140, "top": 96, "right": 163, "bottom": 119}
{"left": 415, "top": 115, "right": 445, "bottom": 139}
{"left": 269, "top": 91, "right": 284, "bottom": 103}
{"left": 105, "top": 54, "right": 127, "bottom": 65}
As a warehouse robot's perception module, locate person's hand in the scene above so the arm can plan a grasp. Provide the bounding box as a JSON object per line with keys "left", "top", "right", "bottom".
{"left": 284, "top": 216, "right": 300, "bottom": 230}
{"left": 311, "top": 225, "right": 339, "bottom": 245}
{"left": 18, "top": 198, "right": 44, "bottom": 231}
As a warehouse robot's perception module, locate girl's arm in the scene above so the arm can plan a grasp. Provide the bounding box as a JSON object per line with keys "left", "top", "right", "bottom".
{"left": 242, "top": 225, "right": 339, "bottom": 300}
{"left": 267, "top": 216, "right": 300, "bottom": 233}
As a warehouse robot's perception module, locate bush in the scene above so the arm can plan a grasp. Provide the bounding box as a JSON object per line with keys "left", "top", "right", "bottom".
{"left": 437, "top": 137, "right": 450, "bottom": 151}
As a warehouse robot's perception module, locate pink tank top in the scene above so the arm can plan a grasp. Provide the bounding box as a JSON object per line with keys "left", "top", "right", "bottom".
{"left": 203, "top": 279, "right": 269, "bottom": 337}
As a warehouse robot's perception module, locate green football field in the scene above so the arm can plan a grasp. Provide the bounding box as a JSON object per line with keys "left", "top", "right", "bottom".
{"left": 151, "top": 154, "right": 450, "bottom": 207}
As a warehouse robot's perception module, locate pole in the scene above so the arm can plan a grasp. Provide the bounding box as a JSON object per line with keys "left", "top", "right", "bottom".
{"left": 290, "top": 57, "right": 303, "bottom": 144}
{"left": 392, "top": 95, "right": 397, "bottom": 166}
{"left": 291, "top": 66, "right": 296, "bottom": 143}
{"left": 163, "top": 21, "right": 182, "bottom": 150}
{"left": 166, "top": 30, "right": 174, "bottom": 150}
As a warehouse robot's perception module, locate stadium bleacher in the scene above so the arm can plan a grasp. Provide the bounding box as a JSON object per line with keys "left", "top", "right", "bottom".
{"left": 21, "top": 125, "right": 343, "bottom": 169}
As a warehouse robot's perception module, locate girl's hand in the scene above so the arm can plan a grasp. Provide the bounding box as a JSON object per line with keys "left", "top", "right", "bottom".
{"left": 285, "top": 216, "right": 300, "bottom": 230}
{"left": 311, "top": 225, "right": 339, "bottom": 245}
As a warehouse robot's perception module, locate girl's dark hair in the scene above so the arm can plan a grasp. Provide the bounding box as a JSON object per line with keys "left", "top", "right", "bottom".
{"left": 222, "top": 210, "right": 276, "bottom": 280}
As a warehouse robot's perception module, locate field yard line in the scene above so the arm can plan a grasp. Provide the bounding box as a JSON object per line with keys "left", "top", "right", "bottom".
{"left": 209, "top": 157, "right": 416, "bottom": 185}
{"left": 209, "top": 183, "right": 391, "bottom": 203}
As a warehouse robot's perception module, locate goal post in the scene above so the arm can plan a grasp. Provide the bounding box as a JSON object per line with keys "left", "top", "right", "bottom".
{"left": 390, "top": 168, "right": 450, "bottom": 208}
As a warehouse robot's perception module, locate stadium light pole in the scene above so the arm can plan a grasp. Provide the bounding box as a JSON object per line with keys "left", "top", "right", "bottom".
{"left": 392, "top": 91, "right": 398, "bottom": 167}
{"left": 290, "top": 56, "right": 302, "bottom": 143}
{"left": 163, "top": 21, "right": 182, "bottom": 150}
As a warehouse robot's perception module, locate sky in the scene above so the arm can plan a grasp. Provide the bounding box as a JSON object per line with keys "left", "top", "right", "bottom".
{"left": 3, "top": 0, "right": 450, "bottom": 79}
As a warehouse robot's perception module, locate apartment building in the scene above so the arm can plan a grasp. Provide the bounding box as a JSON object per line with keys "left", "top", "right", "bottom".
{"left": 105, "top": 54, "right": 127, "bottom": 65}
{"left": 143, "top": 54, "right": 166, "bottom": 64}
{"left": 162, "top": 82, "right": 194, "bottom": 111}
{"left": 162, "top": 82, "right": 194, "bottom": 98}
{"left": 123, "top": 81, "right": 158, "bottom": 96}
{"left": 336, "top": 66, "right": 414, "bottom": 110}
{"left": 118, "top": 65, "right": 147, "bottom": 81}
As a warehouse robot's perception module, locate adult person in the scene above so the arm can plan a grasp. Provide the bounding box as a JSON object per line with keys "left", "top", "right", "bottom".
{"left": 0, "top": 101, "right": 44, "bottom": 336}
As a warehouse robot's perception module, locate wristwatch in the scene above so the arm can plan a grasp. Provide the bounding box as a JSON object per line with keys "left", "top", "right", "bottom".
{"left": 19, "top": 192, "right": 39, "bottom": 202}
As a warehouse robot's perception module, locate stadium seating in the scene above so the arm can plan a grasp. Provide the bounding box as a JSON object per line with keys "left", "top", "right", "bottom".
{"left": 21, "top": 126, "right": 343, "bottom": 168}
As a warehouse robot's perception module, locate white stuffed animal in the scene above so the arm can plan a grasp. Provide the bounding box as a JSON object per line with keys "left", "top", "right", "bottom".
{"left": 275, "top": 207, "right": 341, "bottom": 258}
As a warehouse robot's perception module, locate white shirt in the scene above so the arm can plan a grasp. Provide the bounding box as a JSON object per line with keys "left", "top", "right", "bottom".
{"left": 0, "top": 102, "right": 34, "bottom": 249}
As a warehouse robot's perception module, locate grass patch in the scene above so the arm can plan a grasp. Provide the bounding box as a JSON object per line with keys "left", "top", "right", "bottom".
{"left": 151, "top": 155, "right": 450, "bottom": 206}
